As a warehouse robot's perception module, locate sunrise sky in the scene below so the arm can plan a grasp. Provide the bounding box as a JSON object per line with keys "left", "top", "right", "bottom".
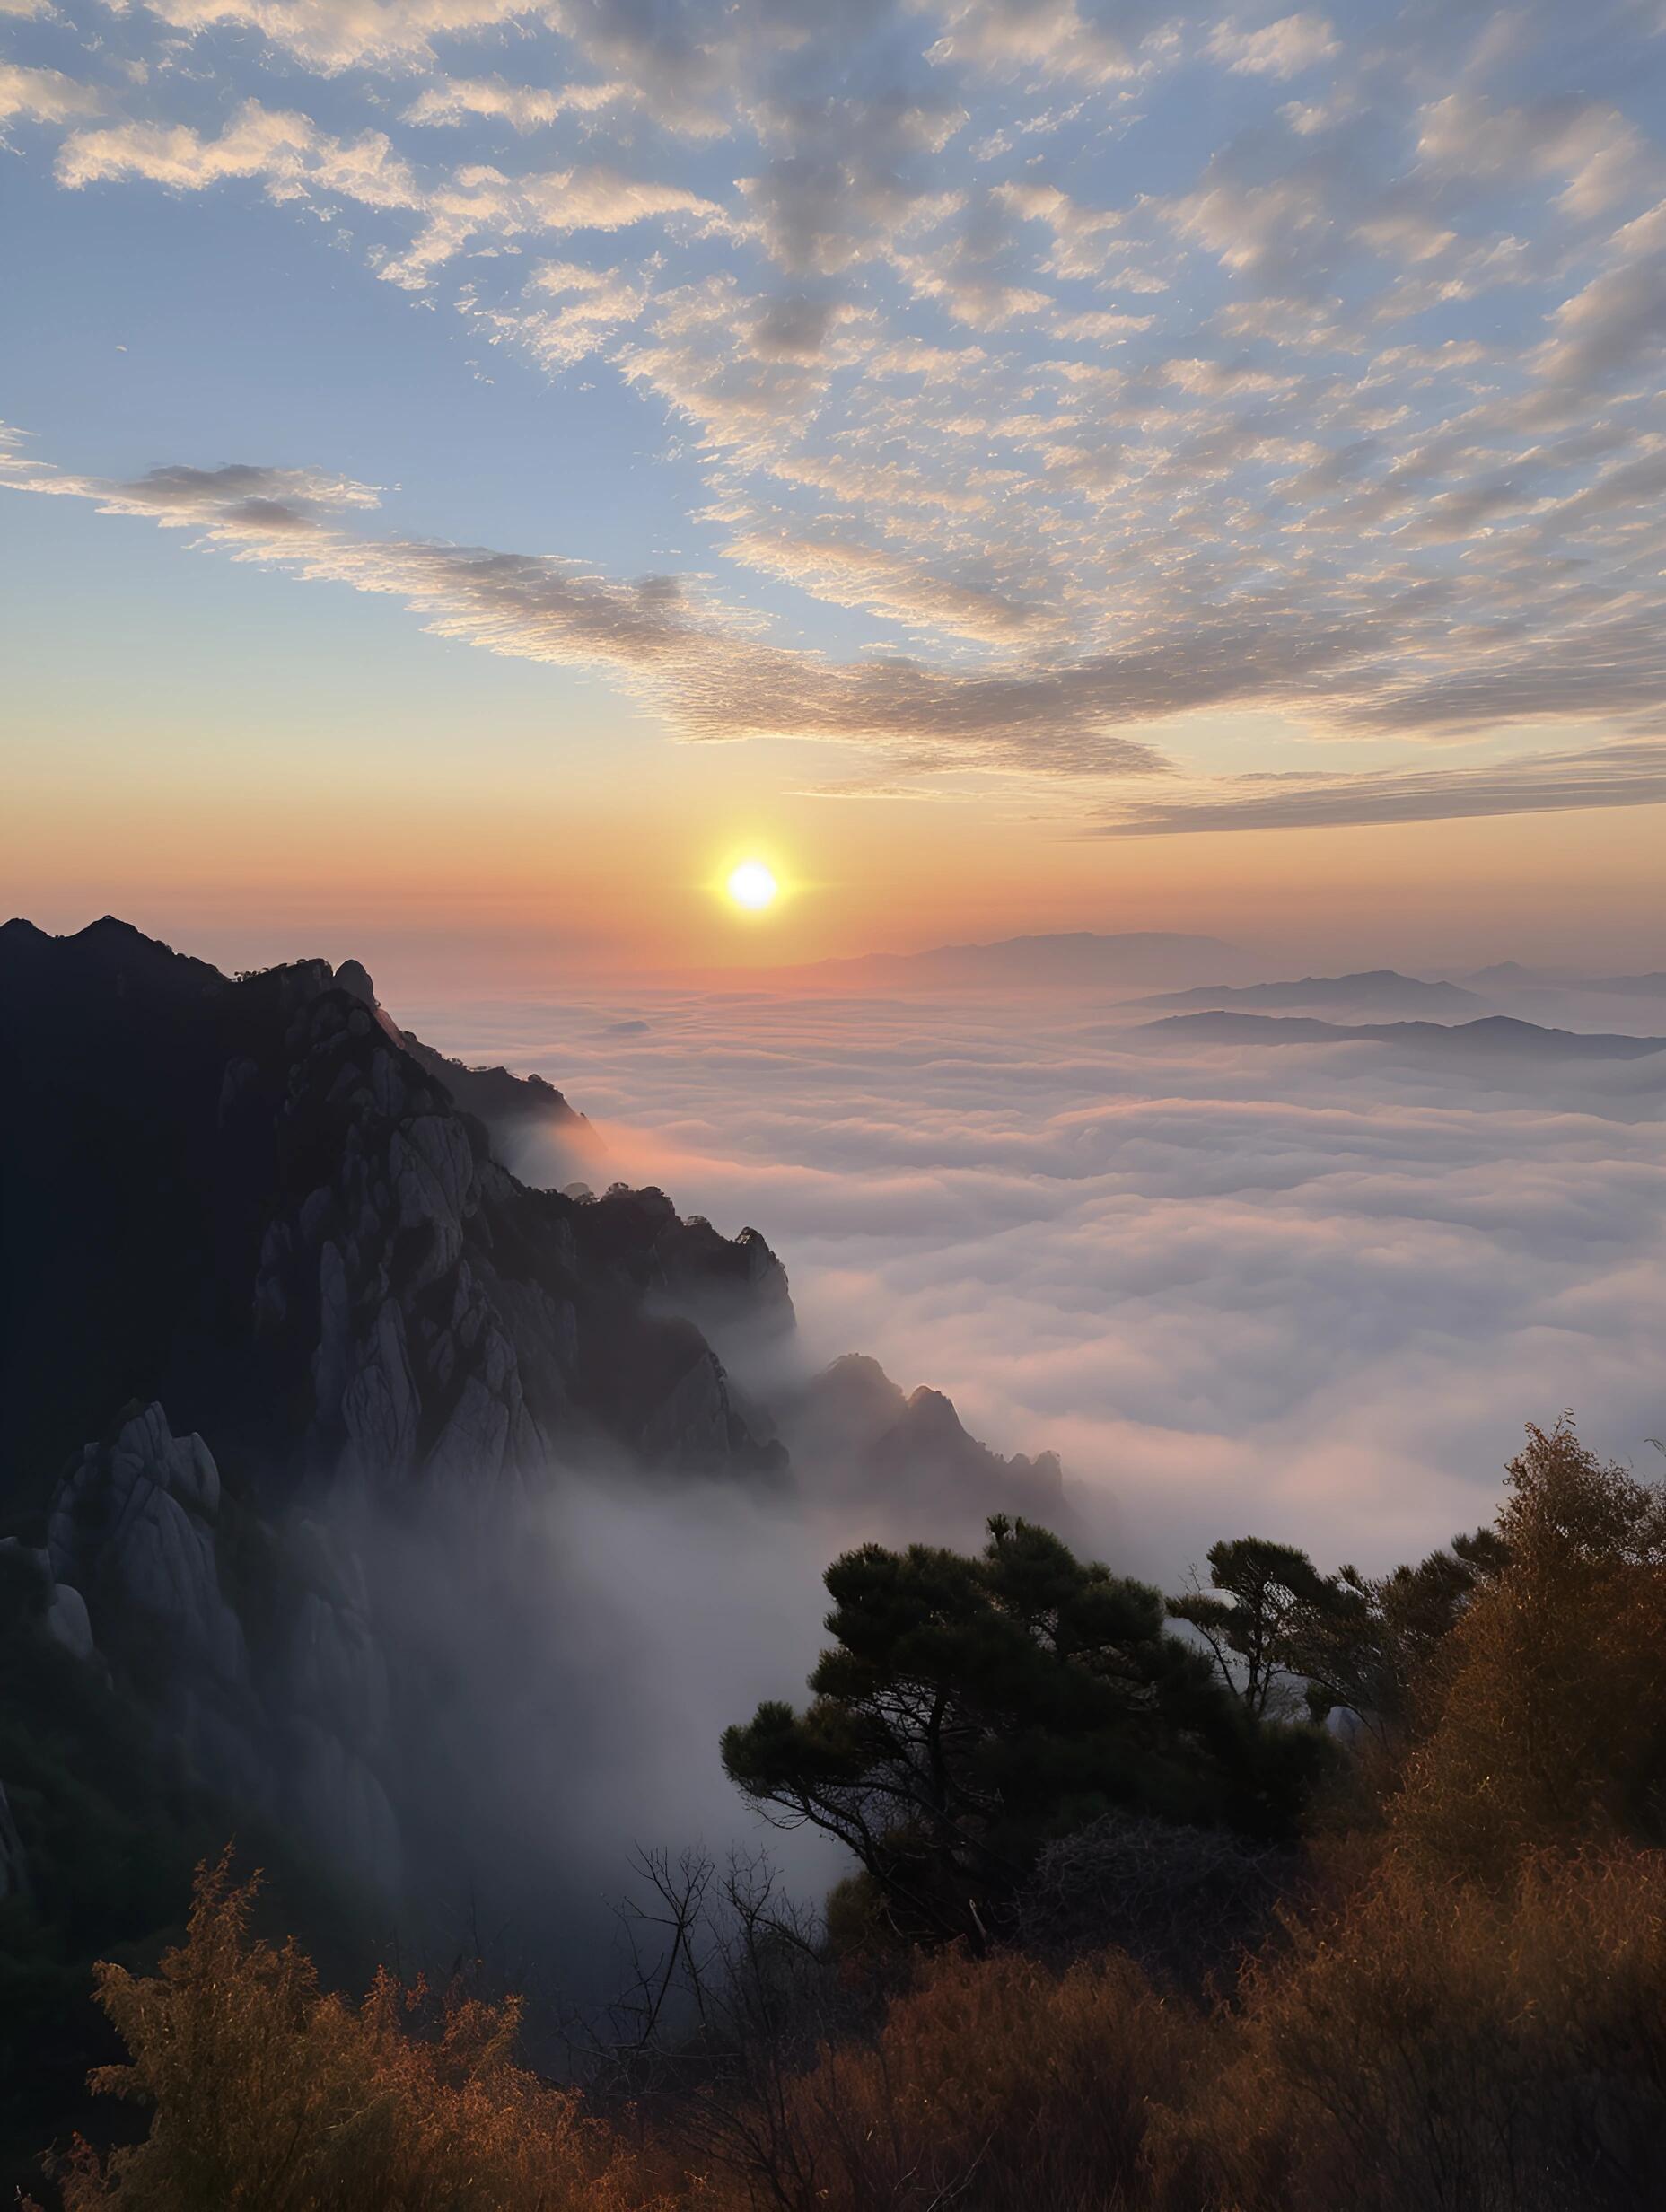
{"left": 5, "top": 0, "right": 1666, "bottom": 979}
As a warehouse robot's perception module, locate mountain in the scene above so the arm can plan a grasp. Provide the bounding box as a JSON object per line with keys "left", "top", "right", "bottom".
{"left": 1139, "top": 970, "right": 1484, "bottom": 1017}
{"left": 1141, "top": 1011, "right": 1666, "bottom": 1059}
{"left": 0, "top": 916, "right": 1065, "bottom": 2171}
{"left": 0, "top": 916, "right": 785, "bottom": 1504}
{"left": 1460, "top": 962, "right": 1666, "bottom": 999}
{"left": 1460, "top": 961, "right": 1564, "bottom": 988}
{"left": 786, "top": 1353, "right": 1066, "bottom": 1537}
{"left": 330, "top": 957, "right": 605, "bottom": 1176}
{"left": 1583, "top": 972, "right": 1666, "bottom": 999}
{"left": 791, "top": 931, "right": 1256, "bottom": 991}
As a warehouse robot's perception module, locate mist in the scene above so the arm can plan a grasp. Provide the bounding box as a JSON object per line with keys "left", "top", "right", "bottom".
{"left": 315, "top": 1460, "right": 850, "bottom": 2013}
{"left": 405, "top": 975, "right": 1666, "bottom": 1587}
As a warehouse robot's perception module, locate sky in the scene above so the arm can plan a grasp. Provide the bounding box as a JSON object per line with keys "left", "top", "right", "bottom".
{"left": 4, "top": 0, "right": 1666, "bottom": 970}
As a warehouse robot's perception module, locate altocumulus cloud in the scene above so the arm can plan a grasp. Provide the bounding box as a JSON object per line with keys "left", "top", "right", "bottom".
{"left": 0, "top": 432, "right": 1168, "bottom": 776}
{"left": 10, "top": 419, "right": 1666, "bottom": 814}
{"left": 9, "top": 0, "right": 1666, "bottom": 808}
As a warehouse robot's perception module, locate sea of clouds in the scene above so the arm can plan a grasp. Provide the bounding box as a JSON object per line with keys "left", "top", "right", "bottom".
{"left": 303, "top": 971, "right": 1666, "bottom": 1988}
{"left": 410, "top": 980, "right": 1666, "bottom": 1584}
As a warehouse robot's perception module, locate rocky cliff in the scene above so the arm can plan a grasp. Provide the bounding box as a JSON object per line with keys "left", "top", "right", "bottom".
{"left": 0, "top": 916, "right": 1068, "bottom": 2179}
{"left": 0, "top": 916, "right": 787, "bottom": 1505}
{"left": 0, "top": 917, "right": 800, "bottom": 1985}
{"left": 786, "top": 1353, "right": 1067, "bottom": 1539}
{"left": 36, "top": 1401, "right": 400, "bottom": 1892}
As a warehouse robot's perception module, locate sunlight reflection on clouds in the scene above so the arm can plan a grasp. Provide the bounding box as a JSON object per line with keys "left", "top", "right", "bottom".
{"left": 409, "top": 985, "right": 1666, "bottom": 1583}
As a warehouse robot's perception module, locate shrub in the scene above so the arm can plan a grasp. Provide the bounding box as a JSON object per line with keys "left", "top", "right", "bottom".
{"left": 46, "top": 1419, "right": 1666, "bottom": 2212}
{"left": 1165, "top": 1845, "right": 1666, "bottom": 2212}
{"left": 740, "top": 1945, "right": 1203, "bottom": 2212}
{"left": 49, "top": 1855, "right": 667, "bottom": 2212}
{"left": 1012, "top": 1812, "right": 1293, "bottom": 1990}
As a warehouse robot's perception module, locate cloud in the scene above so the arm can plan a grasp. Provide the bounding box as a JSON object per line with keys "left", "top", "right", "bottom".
{"left": 401, "top": 74, "right": 637, "bottom": 131}
{"left": 925, "top": 0, "right": 1151, "bottom": 86}
{"left": 1096, "top": 739, "right": 1666, "bottom": 837}
{"left": 721, "top": 525, "right": 1049, "bottom": 641}
{"left": 465, "top": 257, "right": 650, "bottom": 368}
{"left": 1531, "top": 205, "right": 1666, "bottom": 389}
{"left": 18, "top": 406, "right": 1666, "bottom": 809}
{"left": 56, "top": 100, "right": 721, "bottom": 287}
{"left": 992, "top": 179, "right": 1124, "bottom": 279}
{"left": 136, "top": 0, "right": 898, "bottom": 142}
{"left": 617, "top": 276, "right": 872, "bottom": 458}
{"left": 1051, "top": 307, "right": 1153, "bottom": 338}
{"left": 1417, "top": 93, "right": 1658, "bottom": 221}
{"left": 426, "top": 978, "right": 1666, "bottom": 1583}
{"left": 15, "top": 0, "right": 1666, "bottom": 790}
{"left": 891, "top": 189, "right": 1058, "bottom": 327}
{"left": 0, "top": 62, "right": 102, "bottom": 125}
{"left": 1165, "top": 151, "right": 1358, "bottom": 293}
{"left": 138, "top": 0, "right": 538, "bottom": 74}
{"left": 57, "top": 98, "right": 418, "bottom": 199}
{"left": 740, "top": 82, "right": 969, "bottom": 277}
{"left": 1206, "top": 13, "right": 1337, "bottom": 79}
{"left": 0, "top": 426, "right": 1169, "bottom": 775}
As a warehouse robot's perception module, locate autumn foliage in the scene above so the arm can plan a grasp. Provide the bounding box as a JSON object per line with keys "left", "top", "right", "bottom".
{"left": 48, "top": 1856, "right": 668, "bottom": 2212}
{"left": 39, "top": 1418, "right": 1666, "bottom": 2212}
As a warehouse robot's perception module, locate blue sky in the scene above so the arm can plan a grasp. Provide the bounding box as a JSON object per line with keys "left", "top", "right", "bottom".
{"left": 4, "top": 0, "right": 1666, "bottom": 901}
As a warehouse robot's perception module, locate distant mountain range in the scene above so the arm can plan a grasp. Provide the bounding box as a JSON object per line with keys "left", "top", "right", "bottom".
{"left": 1142, "top": 1012, "right": 1666, "bottom": 1060}
{"left": 1583, "top": 973, "right": 1666, "bottom": 998}
{"left": 1140, "top": 969, "right": 1484, "bottom": 1017}
{"left": 1459, "top": 961, "right": 1562, "bottom": 988}
{"left": 776, "top": 944, "right": 1666, "bottom": 1004}
{"left": 1460, "top": 963, "right": 1666, "bottom": 998}
{"left": 793, "top": 931, "right": 1257, "bottom": 989}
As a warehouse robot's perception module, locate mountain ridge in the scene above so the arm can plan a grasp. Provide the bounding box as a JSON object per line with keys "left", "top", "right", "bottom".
{"left": 0, "top": 915, "right": 787, "bottom": 1503}
{"left": 1139, "top": 969, "right": 1485, "bottom": 1016}
{"left": 1142, "top": 1010, "right": 1666, "bottom": 1059}
{"left": 778, "top": 930, "right": 1256, "bottom": 989}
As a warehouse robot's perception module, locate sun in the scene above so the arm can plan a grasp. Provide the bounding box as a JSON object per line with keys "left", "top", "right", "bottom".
{"left": 726, "top": 860, "right": 779, "bottom": 912}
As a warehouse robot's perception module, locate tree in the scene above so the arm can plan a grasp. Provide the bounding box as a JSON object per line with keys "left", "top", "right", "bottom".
{"left": 1171, "top": 1526, "right": 1510, "bottom": 1738}
{"left": 721, "top": 1516, "right": 1323, "bottom": 1946}
{"left": 1168, "top": 1538, "right": 1361, "bottom": 1719}
{"left": 1390, "top": 1419, "right": 1666, "bottom": 1872}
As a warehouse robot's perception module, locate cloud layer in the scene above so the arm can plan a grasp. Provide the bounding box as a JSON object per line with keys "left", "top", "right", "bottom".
{"left": 413, "top": 978, "right": 1666, "bottom": 1581}
{"left": 1098, "top": 738, "right": 1666, "bottom": 836}
{"left": 7, "top": 0, "right": 1666, "bottom": 811}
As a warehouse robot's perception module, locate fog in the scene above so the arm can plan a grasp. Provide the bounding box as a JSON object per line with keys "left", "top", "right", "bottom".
{"left": 411, "top": 979, "right": 1666, "bottom": 1582}
{"left": 336, "top": 1465, "right": 850, "bottom": 2005}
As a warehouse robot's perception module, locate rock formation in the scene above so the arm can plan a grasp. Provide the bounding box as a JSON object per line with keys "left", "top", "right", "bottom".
{"left": 785, "top": 1353, "right": 1067, "bottom": 1538}
{"left": 0, "top": 916, "right": 1066, "bottom": 1999}
{"left": 35, "top": 1402, "right": 400, "bottom": 1890}
{"left": 0, "top": 1786, "right": 25, "bottom": 1904}
{"left": 0, "top": 917, "right": 787, "bottom": 1500}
